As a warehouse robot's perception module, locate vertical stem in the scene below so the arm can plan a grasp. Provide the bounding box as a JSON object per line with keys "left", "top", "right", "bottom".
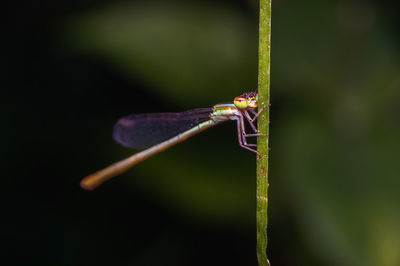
{"left": 257, "top": 0, "right": 271, "bottom": 265}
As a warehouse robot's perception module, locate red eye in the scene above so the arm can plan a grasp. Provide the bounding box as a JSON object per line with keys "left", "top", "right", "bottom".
{"left": 247, "top": 97, "right": 258, "bottom": 108}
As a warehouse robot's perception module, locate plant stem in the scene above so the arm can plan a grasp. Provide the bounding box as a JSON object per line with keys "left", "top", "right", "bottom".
{"left": 256, "top": 0, "right": 271, "bottom": 265}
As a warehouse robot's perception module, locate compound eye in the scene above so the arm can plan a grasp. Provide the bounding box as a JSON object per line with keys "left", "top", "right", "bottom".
{"left": 234, "top": 96, "right": 248, "bottom": 109}
{"left": 247, "top": 96, "right": 258, "bottom": 108}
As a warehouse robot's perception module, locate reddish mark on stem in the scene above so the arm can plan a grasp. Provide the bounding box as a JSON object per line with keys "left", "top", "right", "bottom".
{"left": 260, "top": 167, "right": 265, "bottom": 174}
{"left": 257, "top": 196, "right": 268, "bottom": 202}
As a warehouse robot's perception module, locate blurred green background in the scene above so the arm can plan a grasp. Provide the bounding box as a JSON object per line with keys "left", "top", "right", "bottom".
{"left": 3, "top": 0, "right": 400, "bottom": 265}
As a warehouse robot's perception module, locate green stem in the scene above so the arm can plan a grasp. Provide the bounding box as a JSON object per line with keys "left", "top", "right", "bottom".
{"left": 256, "top": 0, "right": 271, "bottom": 265}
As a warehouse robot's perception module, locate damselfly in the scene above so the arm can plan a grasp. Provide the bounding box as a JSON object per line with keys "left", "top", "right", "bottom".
{"left": 81, "top": 91, "right": 263, "bottom": 190}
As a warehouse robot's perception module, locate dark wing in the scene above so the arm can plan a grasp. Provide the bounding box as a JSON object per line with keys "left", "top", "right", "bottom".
{"left": 113, "top": 108, "right": 213, "bottom": 150}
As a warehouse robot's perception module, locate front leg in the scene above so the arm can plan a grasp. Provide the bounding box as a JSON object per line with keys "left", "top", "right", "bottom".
{"left": 236, "top": 116, "right": 259, "bottom": 154}
{"left": 248, "top": 107, "right": 265, "bottom": 122}
{"left": 243, "top": 109, "right": 267, "bottom": 135}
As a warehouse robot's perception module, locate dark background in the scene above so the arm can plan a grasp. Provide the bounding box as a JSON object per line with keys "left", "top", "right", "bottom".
{"left": 3, "top": 0, "right": 400, "bottom": 265}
